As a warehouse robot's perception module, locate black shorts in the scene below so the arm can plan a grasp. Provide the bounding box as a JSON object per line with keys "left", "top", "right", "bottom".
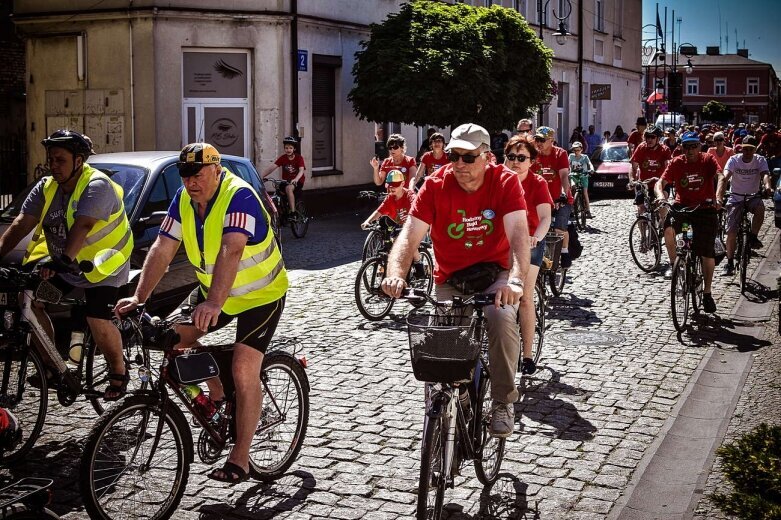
{"left": 190, "top": 289, "right": 285, "bottom": 354}
{"left": 663, "top": 206, "right": 718, "bottom": 258}
{"left": 49, "top": 277, "right": 125, "bottom": 320}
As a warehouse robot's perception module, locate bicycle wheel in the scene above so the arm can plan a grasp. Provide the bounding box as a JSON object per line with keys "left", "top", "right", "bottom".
{"left": 354, "top": 257, "right": 395, "bottom": 320}
{"left": 0, "top": 349, "right": 47, "bottom": 464}
{"left": 473, "top": 370, "right": 505, "bottom": 485}
{"left": 549, "top": 267, "right": 567, "bottom": 297}
{"left": 290, "top": 201, "right": 309, "bottom": 238}
{"left": 408, "top": 250, "right": 434, "bottom": 305}
{"left": 739, "top": 229, "right": 750, "bottom": 293}
{"left": 271, "top": 211, "right": 283, "bottom": 250}
{"left": 416, "top": 414, "right": 445, "bottom": 520}
{"left": 80, "top": 395, "right": 192, "bottom": 520}
{"left": 690, "top": 256, "right": 704, "bottom": 315}
{"left": 361, "top": 230, "right": 384, "bottom": 262}
{"left": 85, "top": 323, "right": 151, "bottom": 415}
{"left": 531, "top": 280, "right": 545, "bottom": 365}
{"left": 629, "top": 217, "right": 661, "bottom": 272}
{"left": 574, "top": 192, "right": 586, "bottom": 231}
{"left": 249, "top": 353, "right": 309, "bottom": 480}
{"left": 671, "top": 255, "right": 689, "bottom": 332}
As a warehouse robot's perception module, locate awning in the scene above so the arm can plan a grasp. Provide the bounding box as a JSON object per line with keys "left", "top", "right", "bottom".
{"left": 646, "top": 92, "right": 665, "bottom": 104}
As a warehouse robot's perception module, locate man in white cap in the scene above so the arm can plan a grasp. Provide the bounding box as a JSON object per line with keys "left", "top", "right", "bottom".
{"left": 382, "top": 123, "right": 531, "bottom": 438}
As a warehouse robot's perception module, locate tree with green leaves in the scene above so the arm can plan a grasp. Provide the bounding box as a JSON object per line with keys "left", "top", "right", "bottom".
{"left": 701, "top": 100, "right": 733, "bottom": 123}
{"left": 349, "top": 0, "right": 553, "bottom": 131}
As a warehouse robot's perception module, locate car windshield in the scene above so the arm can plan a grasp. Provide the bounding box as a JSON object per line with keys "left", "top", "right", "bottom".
{"left": 0, "top": 164, "right": 148, "bottom": 221}
{"left": 599, "top": 146, "right": 629, "bottom": 162}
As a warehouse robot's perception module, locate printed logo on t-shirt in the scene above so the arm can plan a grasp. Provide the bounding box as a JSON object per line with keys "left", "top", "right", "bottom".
{"left": 446, "top": 208, "right": 495, "bottom": 248}
{"left": 681, "top": 174, "right": 704, "bottom": 190}
{"left": 541, "top": 168, "right": 555, "bottom": 182}
{"left": 642, "top": 159, "right": 660, "bottom": 171}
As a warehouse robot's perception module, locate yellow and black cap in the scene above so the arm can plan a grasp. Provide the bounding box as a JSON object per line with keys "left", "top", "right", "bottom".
{"left": 177, "top": 142, "right": 221, "bottom": 177}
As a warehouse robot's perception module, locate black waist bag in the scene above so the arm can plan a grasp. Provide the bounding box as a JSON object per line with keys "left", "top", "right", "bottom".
{"left": 446, "top": 262, "right": 503, "bottom": 295}
{"left": 170, "top": 352, "right": 220, "bottom": 384}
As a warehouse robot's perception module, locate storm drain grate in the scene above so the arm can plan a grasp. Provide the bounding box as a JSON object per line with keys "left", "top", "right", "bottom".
{"left": 548, "top": 329, "right": 625, "bottom": 346}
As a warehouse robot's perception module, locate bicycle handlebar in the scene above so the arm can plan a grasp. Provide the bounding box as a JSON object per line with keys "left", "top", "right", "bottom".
{"left": 402, "top": 287, "right": 497, "bottom": 308}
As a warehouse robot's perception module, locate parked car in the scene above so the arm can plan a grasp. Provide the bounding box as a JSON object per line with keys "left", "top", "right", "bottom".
{"left": 0, "top": 151, "right": 278, "bottom": 316}
{"left": 588, "top": 142, "right": 631, "bottom": 194}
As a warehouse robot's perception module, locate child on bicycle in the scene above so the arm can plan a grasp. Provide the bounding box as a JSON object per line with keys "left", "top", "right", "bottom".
{"left": 568, "top": 141, "right": 594, "bottom": 218}
{"left": 261, "top": 136, "right": 305, "bottom": 218}
{"left": 361, "top": 170, "right": 424, "bottom": 276}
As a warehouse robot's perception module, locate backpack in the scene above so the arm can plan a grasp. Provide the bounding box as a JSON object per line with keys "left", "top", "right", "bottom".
{"left": 567, "top": 222, "right": 583, "bottom": 260}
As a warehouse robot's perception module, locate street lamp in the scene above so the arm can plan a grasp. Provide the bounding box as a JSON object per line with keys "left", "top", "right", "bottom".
{"left": 684, "top": 58, "right": 694, "bottom": 75}
{"left": 537, "top": 0, "right": 572, "bottom": 125}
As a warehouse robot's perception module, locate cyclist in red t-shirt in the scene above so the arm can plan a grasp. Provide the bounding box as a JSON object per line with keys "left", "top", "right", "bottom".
{"left": 361, "top": 170, "right": 416, "bottom": 228}
{"left": 370, "top": 134, "right": 418, "bottom": 190}
{"left": 382, "top": 123, "right": 530, "bottom": 439}
{"left": 417, "top": 133, "right": 448, "bottom": 187}
{"left": 261, "top": 136, "right": 306, "bottom": 217}
{"left": 629, "top": 125, "right": 672, "bottom": 217}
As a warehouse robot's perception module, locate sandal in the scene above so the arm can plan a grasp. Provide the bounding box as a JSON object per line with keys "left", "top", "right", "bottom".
{"left": 521, "top": 357, "right": 537, "bottom": 375}
{"left": 104, "top": 370, "right": 129, "bottom": 401}
{"left": 208, "top": 461, "right": 248, "bottom": 484}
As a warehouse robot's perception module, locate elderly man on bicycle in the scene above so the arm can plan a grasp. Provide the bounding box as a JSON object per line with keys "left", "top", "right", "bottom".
{"left": 382, "top": 123, "right": 530, "bottom": 438}
{"left": 115, "top": 142, "right": 288, "bottom": 484}
{"left": 655, "top": 131, "right": 724, "bottom": 313}
{"left": 717, "top": 135, "right": 772, "bottom": 276}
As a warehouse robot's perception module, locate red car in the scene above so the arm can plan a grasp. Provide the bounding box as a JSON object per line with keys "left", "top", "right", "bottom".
{"left": 589, "top": 142, "right": 631, "bottom": 194}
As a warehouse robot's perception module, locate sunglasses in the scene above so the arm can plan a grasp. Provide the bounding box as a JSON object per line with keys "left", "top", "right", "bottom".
{"left": 448, "top": 151, "right": 482, "bottom": 164}
{"left": 506, "top": 153, "right": 528, "bottom": 162}
{"left": 517, "top": 128, "right": 531, "bottom": 133}
{"left": 534, "top": 137, "right": 547, "bottom": 143}
{"left": 388, "top": 144, "right": 402, "bottom": 150}
{"left": 682, "top": 143, "right": 699, "bottom": 150}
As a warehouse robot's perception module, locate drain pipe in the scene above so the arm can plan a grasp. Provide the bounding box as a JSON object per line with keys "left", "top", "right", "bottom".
{"left": 128, "top": 0, "right": 135, "bottom": 150}
{"left": 291, "top": 0, "right": 299, "bottom": 139}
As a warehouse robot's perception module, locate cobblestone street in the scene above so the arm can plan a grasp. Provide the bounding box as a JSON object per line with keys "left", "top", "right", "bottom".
{"left": 1, "top": 197, "right": 778, "bottom": 519}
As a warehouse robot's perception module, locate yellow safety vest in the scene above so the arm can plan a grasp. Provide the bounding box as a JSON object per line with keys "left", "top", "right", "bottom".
{"left": 24, "top": 165, "right": 133, "bottom": 283}
{"left": 179, "top": 169, "right": 288, "bottom": 314}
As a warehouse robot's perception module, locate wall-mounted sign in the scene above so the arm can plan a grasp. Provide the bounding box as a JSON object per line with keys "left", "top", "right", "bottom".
{"left": 297, "top": 50, "right": 308, "bottom": 72}
{"left": 590, "top": 84, "right": 612, "bottom": 100}
{"left": 183, "top": 52, "right": 248, "bottom": 99}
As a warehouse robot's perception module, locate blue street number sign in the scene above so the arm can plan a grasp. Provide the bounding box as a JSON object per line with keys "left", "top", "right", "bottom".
{"left": 297, "top": 50, "right": 308, "bottom": 72}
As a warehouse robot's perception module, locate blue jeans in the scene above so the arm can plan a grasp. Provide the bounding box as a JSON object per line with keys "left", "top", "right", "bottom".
{"left": 552, "top": 204, "right": 572, "bottom": 230}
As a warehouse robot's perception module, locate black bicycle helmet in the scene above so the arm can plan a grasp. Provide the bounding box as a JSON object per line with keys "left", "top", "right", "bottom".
{"left": 644, "top": 125, "right": 663, "bottom": 138}
{"left": 283, "top": 136, "right": 299, "bottom": 146}
{"left": 176, "top": 142, "right": 221, "bottom": 177}
{"left": 41, "top": 129, "right": 95, "bottom": 158}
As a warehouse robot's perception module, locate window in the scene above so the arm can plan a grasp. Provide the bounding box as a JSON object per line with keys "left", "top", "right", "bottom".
{"left": 595, "top": 0, "right": 605, "bottom": 32}
{"left": 687, "top": 78, "right": 699, "bottom": 95}
{"left": 312, "top": 54, "right": 341, "bottom": 172}
{"left": 594, "top": 38, "right": 604, "bottom": 61}
{"left": 614, "top": 45, "right": 622, "bottom": 62}
{"left": 614, "top": 1, "right": 624, "bottom": 37}
{"left": 714, "top": 78, "right": 726, "bottom": 95}
{"left": 747, "top": 78, "right": 759, "bottom": 95}
{"left": 513, "top": 0, "right": 527, "bottom": 17}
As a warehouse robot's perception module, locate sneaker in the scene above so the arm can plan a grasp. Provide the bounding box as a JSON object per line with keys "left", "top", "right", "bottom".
{"left": 702, "top": 293, "right": 717, "bottom": 313}
{"left": 560, "top": 252, "right": 572, "bottom": 269}
{"left": 749, "top": 233, "right": 763, "bottom": 249}
{"left": 721, "top": 262, "right": 735, "bottom": 276}
{"left": 521, "top": 357, "right": 537, "bottom": 375}
{"left": 585, "top": 211, "right": 594, "bottom": 219}
{"left": 489, "top": 401, "right": 515, "bottom": 438}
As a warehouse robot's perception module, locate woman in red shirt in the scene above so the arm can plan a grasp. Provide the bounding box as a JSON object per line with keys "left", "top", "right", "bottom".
{"left": 370, "top": 133, "right": 418, "bottom": 190}
{"left": 504, "top": 136, "right": 553, "bottom": 375}
{"left": 416, "top": 132, "right": 448, "bottom": 187}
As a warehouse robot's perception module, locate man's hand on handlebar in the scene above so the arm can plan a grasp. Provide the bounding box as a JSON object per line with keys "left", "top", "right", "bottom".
{"left": 39, "top": 254, "right": 79, "bottom": 280}
{"left": 114, "top": 295, "right": 141, "bottom": 319}
{"left": 495, "top": 283, "right": 522, "bottom": 307}
{"left": 381, "top": 276, "right": 407, "bottom": 299}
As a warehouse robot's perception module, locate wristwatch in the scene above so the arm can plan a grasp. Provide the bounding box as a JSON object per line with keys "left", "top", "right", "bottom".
{"left": 507, "top": 277, "right": 524, "bottom": 289}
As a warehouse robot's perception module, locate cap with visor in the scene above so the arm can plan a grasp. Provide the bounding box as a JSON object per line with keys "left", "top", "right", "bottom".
{"left": 385, "top": 170, "right": 405, "bottom": 186}
{"left": 445, "top": 123, "right": 490, "bottom": 152}
{"left": 177, "top": 142, "right": 221, "bottom": 177}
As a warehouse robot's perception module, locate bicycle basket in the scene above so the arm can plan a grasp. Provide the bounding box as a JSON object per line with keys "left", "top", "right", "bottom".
{"left": 543, "top": 233, "right": 564, "bottom": 272}
{"left": 406, "top": 313, "right": 480, "bottom": 384}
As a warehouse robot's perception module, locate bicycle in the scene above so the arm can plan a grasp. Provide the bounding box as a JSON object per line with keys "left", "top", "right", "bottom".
{"left": 357, "top": 191, "right": 389, "bottom": 261}
{"left": 728, "top": 192, "right": 764, "bottom": 293}
{"left": 263, "top": 178, "right": 310, "bottom": 239}
{"left": 543, "top": 232, "right": 567, "bottom": 297}
{"left": 354, "top": 218, "right": 434, "bottom": 321}
{"left": 662, "top": 203, "right": 708, "bottom": 332}
{"left": 569, "top": 171, "right": 589, "bottom": 231}
{"left": 519, "top": 238, "right": 559, "bottom": 372}
{"left": 79, "top": 308, "right": 310, "bottom": 520}
{"left": 0, "top": 478, "right": 59, "bottom": 519}
{"left": 403, "top": 289, "right": 505, "bottom": 519}
{"left": 628, "top": 179, "right": 664, "bottom": 273}
{"left": 0, "top": 266, "right": 149, "bottom": 463}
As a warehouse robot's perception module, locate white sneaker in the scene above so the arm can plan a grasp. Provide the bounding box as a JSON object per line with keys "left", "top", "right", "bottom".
{"left": 489, "top": 401, "right": 515, "bottom": 438}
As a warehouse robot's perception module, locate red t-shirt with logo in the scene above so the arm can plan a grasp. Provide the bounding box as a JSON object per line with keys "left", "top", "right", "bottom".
{"left": 660, "top": 153, "right": 719, "bottom": 206}
{"left": 420, "top": 151, "right": 449, "bottom": 178}
{"left": 380, "top": 156, "right": 417, "bottom": 185}
{"left": 377, "top": 188, "right": 415, "bottom": 224}
{"left": 521, "top": 173, "right": 554, "bottom": 237}
{"left": 275, "top": 154, "right": 306, "bottom": 185}
{"left": 536, "top": 146, "right": 573, "bottom": 204}
{"left": 410, "top": 163, "right": 526, "bottom": 284}
{"left": 627, "top": 130, "right": 643, "bottom": 150}
{"left": 631, "top": 143, "right": 672, "bottom": 183}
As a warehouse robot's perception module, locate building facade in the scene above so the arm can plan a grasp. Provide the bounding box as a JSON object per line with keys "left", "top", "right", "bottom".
{"left": 13, "top": 0, "right": 642, "bottom": 189}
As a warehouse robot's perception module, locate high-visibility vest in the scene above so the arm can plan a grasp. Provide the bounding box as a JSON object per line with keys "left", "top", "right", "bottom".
{"left": 24, "top": 164, "right": 133, "bottom": 283}
{"left": 179, "top": 169, "right": 287, "bottom": 314}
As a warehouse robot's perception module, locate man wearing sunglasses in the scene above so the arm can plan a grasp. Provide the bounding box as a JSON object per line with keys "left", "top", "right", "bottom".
{"left": 516, "top": 119, "right": 534, "bottom": 137}
{"left": 655, "top": 131, "right": 723, "bottom": 313}
{"left": 707, "top": 131, "right": 734, "bottom": 175}
{"left": 534, "top": 126, "right": 574, "bottom": 268}
{"left": 381, "top": 123, "right": 531, "bottom": 439}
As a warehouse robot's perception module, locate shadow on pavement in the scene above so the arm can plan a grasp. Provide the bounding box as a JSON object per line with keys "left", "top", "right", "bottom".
{"left": 683, "top": 316, "right": 773, "bottom": 352}
{"left": 197, "top": 470, "right": 316, "bottom": 519}
{"left": 548, "top": 294, "right": 602, "bottom": 327}
{"left": 439, "top": 473, "right": 541, "bottom": 519}
{"left": 741, "top": 279, "right": 779, "bottom": 304}
{"left": 515, "top": 367, "right": 597, "bottom": 441}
